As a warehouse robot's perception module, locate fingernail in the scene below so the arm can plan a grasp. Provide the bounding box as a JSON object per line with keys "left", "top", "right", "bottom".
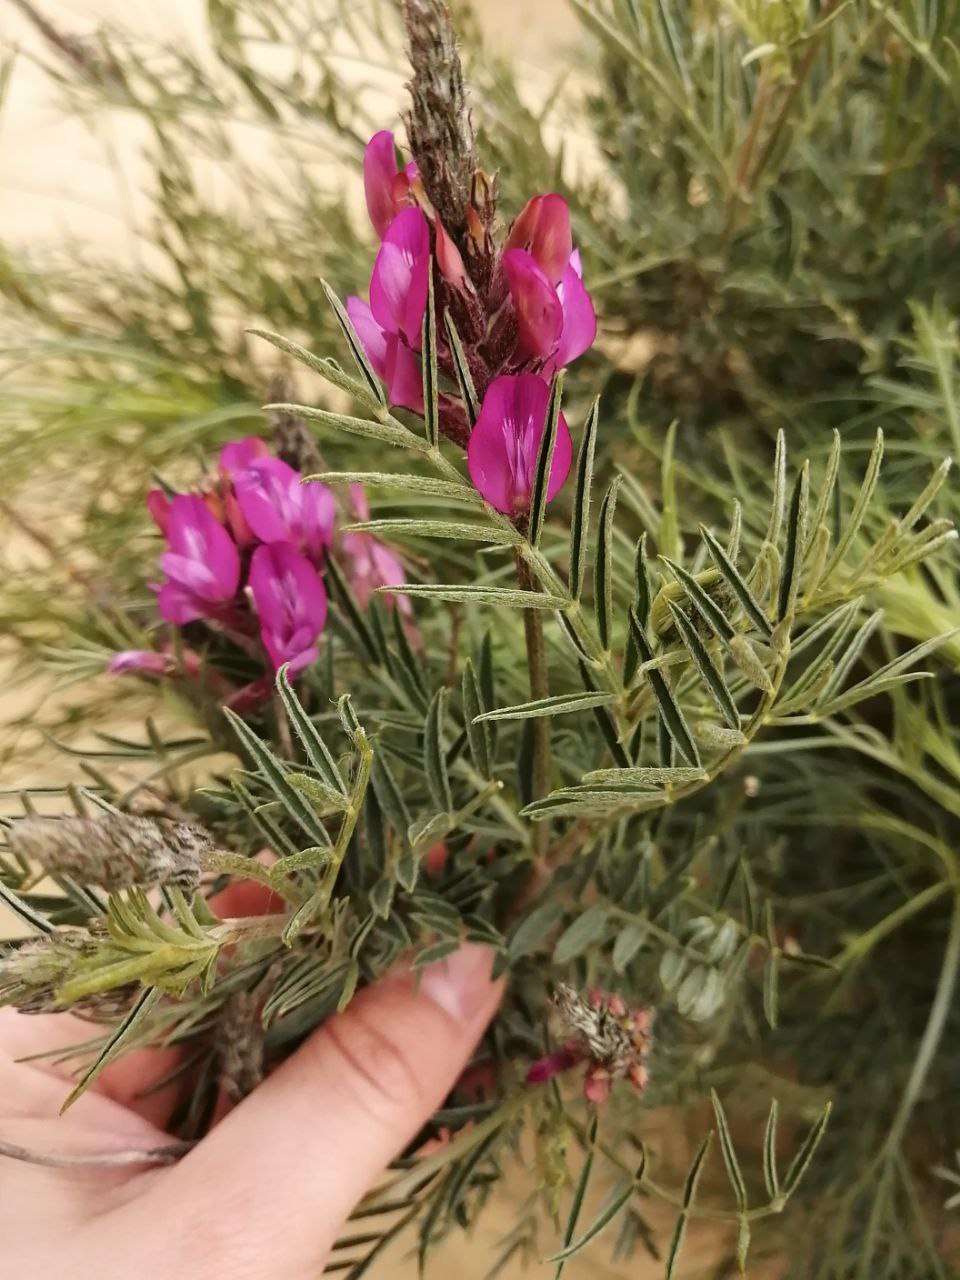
{"left": 420, "top": 944, "right": 496, "bottom": 1023}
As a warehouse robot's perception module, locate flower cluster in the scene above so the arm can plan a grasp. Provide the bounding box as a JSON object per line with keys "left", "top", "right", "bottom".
{"left": 112, "top": 439, "right": 408, "bottom": 703}
{"left": 527, "top": 983, "right": 654, "bottom": 1105}
{"left": 349, "top": 131, "right": 597, "bottom": 516}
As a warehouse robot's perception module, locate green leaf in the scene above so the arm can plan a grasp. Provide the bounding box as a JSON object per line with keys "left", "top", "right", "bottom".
{"left": 595, "top": 476, "right": 622, "bottom": 649}
{"left": 806, "top": 430, "right": 841, "bottom": 552}
{"left": 777, "top": 461, "right": 810, "bottom": 621}
{"left": 424, "top": 689, "right": 453, "bottom": 813}
{"left": 412, "top": 938, "right": 463, "bottom": 969}
{"left": 370, "top": 755, "right": 411, "bottom": 850}
{"left": 223, "top": 708, "right": 331, "bottom": 849}
{"left": 247, "top": 328, "right": 379, "bottom": 412}
{"left": 529, "top": 372, "right": 565, "bottom": 549}
{"left": 276, "top": 666, "right": 346, "bottom": 794}
{"left": 628, "top": 610, "right": 701, "bottom": 768}
{"left": 819, "top": 629, "right": 957, "bottom": 715}
{"left": 272, "top": 402, "right": 423, "bottom": 452}
{"left": 660, "top": 558, "right": 734, "bottom": 641}
{"left": 665, "top": 1134, "right": 712, "bottom": 1280}
{"left": 421, "top": 265, "right": 439, "bottom": 448}
{"left": 554, "top": 1114, "right": 598, "bottom": 1277}
{"left": 763, "top": 951, "right": 779, "bottom": 1028}
{"left": 307, "top": 472, "right": 482, "bottom": 504}
{"left": 546, "top": 1183, "right": 633, "bottom": 1264}
{"left": 229, "top": 776, "right": 298, "bottom": 858}
{"left": 444, "top": 311, "right": 479, "bottom": 425}
{"left": 666, "top": 601, "right": 740, "bottom": 731}
{"left": 346, "top": 517, "right": 516, "bottom": 545}
{"left": 711, "top": 1089, "right": 747, "bottom": 1211}
{"left": 320, "top": 278, "right": 387, "bottom": 407}
{"left": 613, "top": 923, "right": 648, "bottom": 972}
{"left": 584, "top": 765, "right": 705, "bottom": 787}
{"left": 783, "top": 1103, "right": 832, "bottom": 1196}
{"left": 823, "top": 428, "right": 884, "bottom": 578}
{"left": 763, "top": 1098, "right": 780, "bottom": 1199}
{"left": 326, "top": 554, "right": 382, "bottom": 664}
{"left": 474, "top": 691, "right": 617, "bottom": 722}
{"left": 62, "top": 987, "right": 161, "bottom": 1111}
{"left": 287, "top": 772, "right": 351, "bottom": 815}
{"left": 658, "top": 420, "right": 680, "bottom": 559}
{"left": 737, "top": 1216, "right": 751, "bottom": 1274}
{"left": 764, "top": 429, "right": 787, "bottom": 549}
{"left": 569, "top": 397, "right": 600, "bottom": 600}
{"left": 507, "top": 902, "right": 563, "bottom": 959}
{"left": 553, "top": 905, "right": 611, "bottom": 964}
{"left": 699, "top": 525, "right": 773, "bottom": 638}
{"left": 461, "top": 659, "right": 491, "bottom": 777}
{"left": 394, "top": 585, "right": 566, "bottom": 609}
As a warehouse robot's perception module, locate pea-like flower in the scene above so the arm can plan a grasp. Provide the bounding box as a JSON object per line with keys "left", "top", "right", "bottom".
{"left": 155, "top": 495, "right": 241, "bottom": 624}
{"left": 347, "top": 206, "right": 431, "bottom": 412}
{"left": 363, "top": 130, "right": 419, "bottom": 239}
{"left": 467, "top": 374, "right": 572, "bottom": 515}
{"left": 249, "top": 542, "right": 328, "bottom": 675}
{"left": 226, "top": 451, "right": 335, "bottom": 565}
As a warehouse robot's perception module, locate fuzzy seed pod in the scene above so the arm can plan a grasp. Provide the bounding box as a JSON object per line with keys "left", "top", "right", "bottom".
{"left": 217, "top": 992, "right": 265, "bottom": 1102}
{"left": 402, "top": 0, "right": 482, "bottom": 244}
{"left": 8, "top": 814, "right": 212, "bottom": 893}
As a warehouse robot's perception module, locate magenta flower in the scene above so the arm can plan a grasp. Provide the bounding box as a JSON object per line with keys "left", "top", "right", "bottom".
{"left": 219, "top": 436, "right": 269, "bottom": 474}
{"left": 363, "top": 131, "right": 418, "bottom": 239}
{"left": 467, "top": 374, "right": 573, "bottom": 515}
{"left": 369, "top": 207, "right": 431, "bottom": 347}
{"left": 342, "top": 485, "right": 412, "bottom": 618}
{"left": 155, "top": 496, "right": 241, "bottom": 624}
{"left": 249, "top": 542, "right": 328, "bottom": 675}
{"left": 231, "top": 457, "right": 335, "bottom": 563}
{"left": 109, "top": 650, "right": 176, "bottom": 678}
{"left": 504, "top": 193, "right": 574, "bottom": 285}
{"left": 503, "top": 249, "right": 563, "bottom": 360}
{"left": 346, "top": 297, "right": 424, "bottom": 413}
{"left": 347, "top": 207, "right": 430, "bottom": 412}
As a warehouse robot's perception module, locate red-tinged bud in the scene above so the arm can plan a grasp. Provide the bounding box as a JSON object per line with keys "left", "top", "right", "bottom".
{"left": 147, "top": 488, "right": 171, "bottom": 535}
{"left": 435, "top": 217, "right": 472, "bottom": 292}
{"left": 467, "top": 203, "right": 486, "bottom": 249}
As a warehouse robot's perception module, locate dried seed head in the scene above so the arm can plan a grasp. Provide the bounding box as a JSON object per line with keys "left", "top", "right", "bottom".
{"left": 217, "top": 992, "right": 265, "bottom": 1102}
{"left": 0, "top": 927, "right": 94, "bottom": 1014}
{"left": 552, "top": 983, "right": 655, "bottom": 1105}
{"left": 8, "top": 814, "right": 212, "bottom": 893}
{"left": 402, "top": 0, "right": 486, "bottom": 245}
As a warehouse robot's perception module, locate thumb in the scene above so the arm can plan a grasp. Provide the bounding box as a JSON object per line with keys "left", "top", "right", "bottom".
{"left": 153, "top": 945, "right": 502, "bottom": 1277}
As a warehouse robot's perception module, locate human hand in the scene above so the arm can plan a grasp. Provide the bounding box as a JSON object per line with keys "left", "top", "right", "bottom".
{"left": 0, "top": 939, "right": 501, "bottom": 1279}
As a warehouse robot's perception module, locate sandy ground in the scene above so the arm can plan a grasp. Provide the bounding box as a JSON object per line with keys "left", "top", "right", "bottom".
{"left": 0, "top": 4, "right": 748, "bottom": 1276}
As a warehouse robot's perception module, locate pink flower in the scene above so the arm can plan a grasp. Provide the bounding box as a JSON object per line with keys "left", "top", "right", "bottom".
{"left": 503, "top": 249, "right": 563, "bottom": 360}
{"left": 346, "top": 297, "right": 424, "bottom": 413}
{"left": 370, "top": 207, "right": 431, "bottom": 348}
{"left": 467, "top": 374, "right": 573, "bottom": 515}
{"left": 156, "top": 496, "right": 241, "bottom": 624}
{"left": 109, "top": 649, "right": 176, "bottom": 678}
{"left": 249, "top": 542, "right": 328, "bottom": 675}
{"left": 504, "top": 194, "right": 573, "bottom": 286}
{"left": 363, "top": 131, "right": 418, "bottom": 239}
{"left": 218, "top": 437, "right": 269, "bottom": 475}
{"left": 232, "top": 457, "right": 335, "bottom": 563}
{"left": 147, "top": 489, "right": 171, "bottom": 535}
{"left": 342, "top": 485, "right": 412, "bottom": 617}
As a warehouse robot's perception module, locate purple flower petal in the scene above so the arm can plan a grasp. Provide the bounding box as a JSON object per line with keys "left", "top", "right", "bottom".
{"left": 346, "top": 296, "right": 389, "bottom": 379}
{"left": 385, "top": 334, "right": 424, "bottom": 413}
{"left": 233, "top": 457, "right": 302, "bottom": 545}
{"left": 503, "top": 249, "right": 563, "bottom": 360}
{"left": 109, "top": 649, "right": 174, "bottom": 677}
{"left": 504, "top": 194, "right": 573, "bottom": 285}
{"left": 369, "top": 208, "right": 430, "bottom": 346}
{"left": 553, "top": 258, "right": 597, "bottom": 369}
{"left": 467, "top": 374, "right": 573, "bottom": 515}
{"left": 363, "top": 131, "right": 402, "bottom": 238}
{"left": 162, "top": 495, "right": 241, "bottom": 606}
{"left": 219, "top": 436, "right": 269, "bottom": 476}
{"left": 249, "top": 542, "right": 328, "bottom": 672}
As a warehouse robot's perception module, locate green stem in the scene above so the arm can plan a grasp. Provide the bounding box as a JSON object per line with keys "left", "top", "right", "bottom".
{"left": 516, "top": 550, "right": 552, "bottom": 861}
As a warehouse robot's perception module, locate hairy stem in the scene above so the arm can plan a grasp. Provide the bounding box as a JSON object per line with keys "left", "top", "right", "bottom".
{"left": 516, "top": 549, "right": 551, "bottom": 861}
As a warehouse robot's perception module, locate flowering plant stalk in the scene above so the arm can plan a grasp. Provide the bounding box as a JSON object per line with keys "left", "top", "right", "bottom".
{"left": 2, "top": 2, "right": 960, "bottom": 1277}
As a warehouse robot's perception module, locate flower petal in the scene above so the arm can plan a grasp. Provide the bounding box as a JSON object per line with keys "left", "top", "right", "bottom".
{"left": 385, "top": 334, "right": 425, "bottom": 413}
{"left": 504, "top": 194, "right": 572, "bottom": 285}
{"left": 370, "top": 208, "right": 430, "bottom": 344}
{"left": 363, "top": 130, "right": 401, "bottom": 238}
{"left": 234, "top": 457, "right": 301, "bottom": 545}
{"left": 467, "top": 373, "right": 572, "bottom": 514}
{"left": 346, "top": 296, "right": 389, "bottom": 379}
{"left": 503, "top": 249, "right": 563, "bottom": 360}
{"left": 219, "top": 436, "right": 269, "bottom": 476}
{"left": 249, "top": 542, "right": 328, "bottom": 671}
{"left": 164, "top": 495, "right": 240, "bottom": 600}
{"left": 553, "top": 258, "right": 597, "bottom": 369}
